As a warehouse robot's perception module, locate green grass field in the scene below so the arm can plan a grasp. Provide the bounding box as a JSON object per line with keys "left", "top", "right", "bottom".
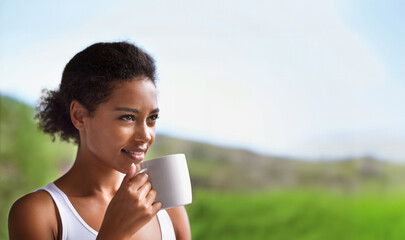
{"left": 187, "top": 189, "right": 405, "bottom": 240}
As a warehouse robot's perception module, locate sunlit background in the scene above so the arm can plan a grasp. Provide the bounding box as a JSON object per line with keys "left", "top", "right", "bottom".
{"left": 1, "top": 0, "right": 405, "bottom": 239}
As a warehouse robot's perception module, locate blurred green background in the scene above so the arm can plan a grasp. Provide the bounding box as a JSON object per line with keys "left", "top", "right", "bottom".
{"left": 2, "top": 94, "right": 405, "bottom": 240}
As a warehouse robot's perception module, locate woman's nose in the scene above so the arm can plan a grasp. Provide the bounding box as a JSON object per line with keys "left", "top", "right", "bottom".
{"left": 133, "top": 121, "right": 152, "bottom": 143}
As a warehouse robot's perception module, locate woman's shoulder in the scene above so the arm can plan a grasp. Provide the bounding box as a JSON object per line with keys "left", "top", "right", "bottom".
{"left": 10, "top": 189, "right": 55, "bottom": 215}
{"left": 166, "top": 206, "right": 191, "bottom": 240}
{"left": 9, "top": 189, "right": 59, "bottom": 239}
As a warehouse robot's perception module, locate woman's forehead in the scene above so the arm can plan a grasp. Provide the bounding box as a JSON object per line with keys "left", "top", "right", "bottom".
{"left": 107, "top": 79, "right": 158, "bottom": 107}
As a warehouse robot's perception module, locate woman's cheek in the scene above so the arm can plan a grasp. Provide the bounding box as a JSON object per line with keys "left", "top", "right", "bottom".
{"left": 114, "top": 125, "right": 135, "bottom": 141}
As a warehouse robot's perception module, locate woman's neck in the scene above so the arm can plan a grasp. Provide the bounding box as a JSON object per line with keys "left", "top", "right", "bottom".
{"left": 55, "top": 146, "right": 125, "bottom": 199}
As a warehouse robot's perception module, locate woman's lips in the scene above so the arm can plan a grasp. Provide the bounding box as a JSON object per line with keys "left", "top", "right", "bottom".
{"left": 121, "top": 148, "right": 145, "bottom": 162}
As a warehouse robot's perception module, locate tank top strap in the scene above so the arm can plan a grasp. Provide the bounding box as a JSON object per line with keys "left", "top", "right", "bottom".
{"left": 38, "top": 183, "right": 97, "bottom": 240}
{"left": 157, "top": 209, "right": 176, "bottom": 240}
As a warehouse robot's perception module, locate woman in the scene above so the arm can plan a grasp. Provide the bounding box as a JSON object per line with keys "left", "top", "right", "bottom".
{"left": 8, "top": 42, "right": 191, "bottom": 240}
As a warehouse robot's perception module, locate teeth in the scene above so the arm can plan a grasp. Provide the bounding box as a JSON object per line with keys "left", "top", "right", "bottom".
{"left": 123, "top": 149, "right": 144, "bottom": 155}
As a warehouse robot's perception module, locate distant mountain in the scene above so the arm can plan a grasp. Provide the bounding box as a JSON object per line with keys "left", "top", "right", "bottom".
{"left": 148, "top": 134, "right": 405, "bottom": 192}
{"left": 2, "top": 94, "right": 405, "bottom": 193}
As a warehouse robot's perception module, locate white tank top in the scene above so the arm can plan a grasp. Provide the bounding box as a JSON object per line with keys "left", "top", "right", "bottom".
{"left": 39, "top": 183, "right": 176, "bottom": 240}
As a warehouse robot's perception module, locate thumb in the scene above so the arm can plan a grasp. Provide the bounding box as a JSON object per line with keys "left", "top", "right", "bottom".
{"left": 123, "top": 163, "right": 137, "bottom": 183}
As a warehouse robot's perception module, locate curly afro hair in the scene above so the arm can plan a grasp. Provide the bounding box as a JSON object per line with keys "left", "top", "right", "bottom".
{"left": 35, "top": 41, "right": 157, "bottom": 144}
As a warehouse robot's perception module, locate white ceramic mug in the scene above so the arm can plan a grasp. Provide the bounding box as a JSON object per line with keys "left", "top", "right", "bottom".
{"left": 140, "top": 154, "right": 192, "bottom": 209}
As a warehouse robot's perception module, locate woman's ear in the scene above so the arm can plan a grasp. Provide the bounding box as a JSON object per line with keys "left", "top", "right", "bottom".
{"left": 70, "top": 100, "right": 88, "bottom": 130}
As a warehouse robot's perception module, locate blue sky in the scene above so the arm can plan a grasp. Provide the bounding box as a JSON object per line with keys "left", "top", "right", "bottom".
{"left": 1, "top": 0, "right": 404, "bottom": 161}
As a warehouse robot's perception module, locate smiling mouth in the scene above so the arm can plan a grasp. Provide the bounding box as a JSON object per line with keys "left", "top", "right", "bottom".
{"left": 121, "top": 148, "right": 146, "bottom": 162}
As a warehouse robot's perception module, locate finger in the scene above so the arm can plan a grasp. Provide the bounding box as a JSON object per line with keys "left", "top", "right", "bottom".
{"left": 138, "top": 181, "right": 152, "bottom": 200}
{"left": 127, "top": 163, "right": 137, "bottom": 180}
{"left": 145, "top": 188, "right": 157, "bottom": 205}
{"left": 151, "top": 201, "right": 162, "bottom": 213}
{"left": 135, "top": 163, "right": 141, "bottom": 172}
{"left": 121, "top": 163, "right": 137, "bottom": 186}
{"left": 128, "top": 172, "right": 149, "bottom": 189}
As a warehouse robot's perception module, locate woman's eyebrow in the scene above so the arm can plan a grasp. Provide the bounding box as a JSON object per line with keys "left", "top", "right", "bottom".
{"left": 151, "top": 108, "right": 160, "bottom": 114}
{"left": 115, "top": 107, "right": 139, "bottom": 113}
{"left": 115, "top": 107, "right": 160, "bottom": 114}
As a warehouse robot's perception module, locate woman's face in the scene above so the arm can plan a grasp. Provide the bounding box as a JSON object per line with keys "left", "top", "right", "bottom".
{"left": 81, "top": 78, "right": 159, "bottom": 173}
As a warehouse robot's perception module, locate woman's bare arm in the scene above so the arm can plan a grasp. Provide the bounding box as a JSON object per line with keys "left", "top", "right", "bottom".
{"left": 167, "top": 206, "right": 191, "bottom": 240}
{"left": 9, "top": 191, "right": 58, "bottom": 240}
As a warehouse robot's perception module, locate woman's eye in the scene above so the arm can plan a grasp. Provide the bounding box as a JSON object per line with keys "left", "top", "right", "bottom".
{"left": 148, "top": 115, "right": 159, "bottom": 122}
{"left": 119, "top": 115, "right": 135, "bottom": 121}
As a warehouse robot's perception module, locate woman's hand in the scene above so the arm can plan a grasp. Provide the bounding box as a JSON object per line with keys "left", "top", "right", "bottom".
{"left": 97, "top": 164, "right": 162, "bottom": 240}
